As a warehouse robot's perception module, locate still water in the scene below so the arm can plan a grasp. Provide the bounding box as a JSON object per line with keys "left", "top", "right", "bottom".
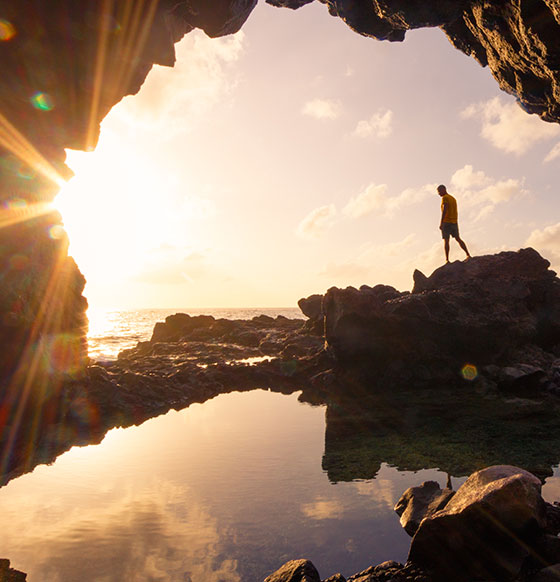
{"left": 4, "top": 307, "right": 560, "bottom": 580}
{"left": 0, "top": 389, "right": 461, "bottom": 581}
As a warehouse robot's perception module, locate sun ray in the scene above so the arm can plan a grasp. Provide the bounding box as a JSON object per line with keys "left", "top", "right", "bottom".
{"left": 0, "top": 232, "right": 84, "bottom": 477}
{"left": 0, "top": 111, "right": 65, "bottom": 187}
{"left": 86, "top": 0, "right": 160, "bottom": 151}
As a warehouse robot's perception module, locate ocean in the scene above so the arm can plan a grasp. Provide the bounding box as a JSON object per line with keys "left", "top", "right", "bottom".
{"left": 87, "top": 307, "right": 304, "bottom": 361}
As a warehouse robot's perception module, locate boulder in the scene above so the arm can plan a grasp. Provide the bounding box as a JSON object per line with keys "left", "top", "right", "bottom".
{"left": 394, "top": 480, "right": 455, "bottom": 536}
{"left": 264, "top": 559, "right": 320, "bottom": 582}
{"left": 323, "top": 249, "right": 560, "bottom": 379}
{"left": 408, "top": 465, "right": 547, "bottom": 581}
{"left": 533, "top": 564, "right": 560, "bottom": 582}
{"left": 298, "top": 294, "right": 324, "bottom": 321}
{"left": 150, "top": 314, "right": 215, "bottom": 342}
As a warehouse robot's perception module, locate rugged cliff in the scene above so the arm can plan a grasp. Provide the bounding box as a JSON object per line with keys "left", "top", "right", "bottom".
{"left": 1, "top": 1, "right": 560, "bottom": 459}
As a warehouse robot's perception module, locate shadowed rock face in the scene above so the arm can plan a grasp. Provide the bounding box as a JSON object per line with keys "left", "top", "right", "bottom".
{"left": 324, "top": 249, "right": 560, "bottom": 375}
{"left": 1, "top": 1, "right": 560, "bottom": 460}
{"left": 270, "top": 0, "right": 560, "bottom": 123}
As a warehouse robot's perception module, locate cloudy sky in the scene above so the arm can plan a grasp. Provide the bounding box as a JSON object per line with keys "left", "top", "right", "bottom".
{"left": 55, "top": 1, "right": 560, "bottom": 309}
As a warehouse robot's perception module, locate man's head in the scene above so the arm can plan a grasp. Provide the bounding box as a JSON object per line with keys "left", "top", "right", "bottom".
{"left": 437, "top": 184, "right": 447, "bottom": 197}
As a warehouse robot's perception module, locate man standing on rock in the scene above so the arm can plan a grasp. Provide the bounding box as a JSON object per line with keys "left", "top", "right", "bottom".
{"left": 437, "top": 184, "right": 471, "bottom": 263}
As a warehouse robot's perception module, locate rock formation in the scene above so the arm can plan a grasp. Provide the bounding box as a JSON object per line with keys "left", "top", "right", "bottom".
{"left": 1, "top": 0, "right": 560, "bottom": 460}
{"left": 322, "top": 248, "right": 560, "bottom": 385}
{"left": 266, "top": 465, "right": 560, "bottom": 582}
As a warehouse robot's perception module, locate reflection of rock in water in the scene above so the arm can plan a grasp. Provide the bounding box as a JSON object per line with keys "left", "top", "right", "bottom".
{"left": 322, "top": 380, "right": 560, "bottom": 482}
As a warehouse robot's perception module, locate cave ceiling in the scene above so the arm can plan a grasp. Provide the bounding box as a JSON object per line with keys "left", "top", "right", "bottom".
{"left": 1, "top": 0, "right": 559, "bottom": 199}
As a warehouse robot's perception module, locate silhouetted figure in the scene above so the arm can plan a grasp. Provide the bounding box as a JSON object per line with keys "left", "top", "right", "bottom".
{"left": 437, "top": 184, "right": 471, "bottom": 263}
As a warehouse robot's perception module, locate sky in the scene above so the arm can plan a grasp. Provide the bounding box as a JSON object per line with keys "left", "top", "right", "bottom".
{"left": 55, "top": 1, "right": 560, "bottom": 309}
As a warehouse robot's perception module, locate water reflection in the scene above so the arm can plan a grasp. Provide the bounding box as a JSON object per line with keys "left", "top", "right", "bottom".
{"left": 2, "top": 382, "right": 560, "bottom": 580}
{"left": 0, "top": 390, "right": 426, "bottom": 581}
{"left": 320, "top": 379, "right": 560, "bottom": 482}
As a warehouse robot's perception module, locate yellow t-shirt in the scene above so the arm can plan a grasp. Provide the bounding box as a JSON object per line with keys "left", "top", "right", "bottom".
{"left": 441, "top": 193, "right": 458, "bottom": 223}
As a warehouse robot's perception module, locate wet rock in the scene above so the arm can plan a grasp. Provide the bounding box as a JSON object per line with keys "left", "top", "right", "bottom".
{"left": 394, "top": 481, "right": 455, "bottom": 536}
{"left": 264, "top": 559, "right": 320, "bottom": 582}
{"left": 409, "top": 465, "right": 546, "bottom": 581}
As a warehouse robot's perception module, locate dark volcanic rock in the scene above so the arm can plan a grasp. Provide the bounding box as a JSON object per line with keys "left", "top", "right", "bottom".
{"left": 324, "top": 249, "right": 560, "bottom": 382}
{"left": 2, "top": 0, "right": 560, "bottom": 491}
{"left": 298, "top": 294, "right": 324, "bottom": 320}
{"left": 268, "top": 0, "right": 560, "bottom": 124}
{"left": 394, "top": 480, "right": 455, "bottom": 536}
{"left": 408, "top": 465, "right": 546, "bottom": 581}
{"left": 264, "top": 559, "right": 320, "bottom": 582}
{"left": 0, "top": 559, "right": 26, "bottom": 581}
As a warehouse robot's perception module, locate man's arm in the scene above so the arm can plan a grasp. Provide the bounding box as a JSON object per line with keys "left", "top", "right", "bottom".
{"left": 440, "top": 202, "right": 448, "bottom": 229}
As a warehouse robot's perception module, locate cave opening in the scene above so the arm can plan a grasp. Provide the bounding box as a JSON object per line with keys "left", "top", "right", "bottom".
{"left": 51, "top": 1, "right": 560, "bottom": 342}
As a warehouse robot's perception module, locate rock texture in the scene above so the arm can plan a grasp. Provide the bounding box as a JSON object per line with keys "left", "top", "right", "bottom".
{"left": 0, "top": 312, "right": 328, "bottom": 486}
{"left": 269, "top": 0, "right": 560, "bottom": 124}
{"left": 323, "top": 248, "right": 560, "bottom": 385}
{"left": 409, "top": 465, "right": 546, "bottom": 581}
{"left": 269, "top": 466, "right": 560, "bottom": 582}
{"left": 264, "top": 559, "right": 321, "bottom": 582}
{"left": 394, "top": 481, "right": 455, "bottom": 536}
{"left": 1, "top": 0, "right": 560, "bottom": 465}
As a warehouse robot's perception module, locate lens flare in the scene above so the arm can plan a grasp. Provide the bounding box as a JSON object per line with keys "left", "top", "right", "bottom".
{"left": 461, "top": 363, "right": 478, "bottom": 381}
{"left": 5, "top": 198, "right": 27, "bottom": 210}
{"left": 48, "top": 334, "right": 83, "bottom": 375}
{"left": 48, "top": 224, "right": 66, "bottom": 240}
{"left": 30, "top": 92, "right": 54, "bottom": 111}
{"left": 0, "top": 20, "right": 16, "bottom": 41}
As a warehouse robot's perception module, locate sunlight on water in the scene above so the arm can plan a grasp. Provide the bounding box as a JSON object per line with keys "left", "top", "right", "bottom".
{"left": 0, "top": 390, "right": 452, "bottom": 581}
{"left": 86, "top": 307, "right": 304, "bottom": 361}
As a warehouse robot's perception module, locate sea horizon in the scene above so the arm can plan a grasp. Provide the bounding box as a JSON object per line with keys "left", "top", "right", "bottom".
{"left": 87, "top": 306, "right": 305, "bottom": 362}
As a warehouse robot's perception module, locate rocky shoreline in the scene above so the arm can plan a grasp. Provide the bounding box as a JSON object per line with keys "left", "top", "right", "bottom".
{"left": 265, "top": 466, "right": 560, "bottom": 582}
{"left": 1, "top": 248, "right": 560, "bottom": 580}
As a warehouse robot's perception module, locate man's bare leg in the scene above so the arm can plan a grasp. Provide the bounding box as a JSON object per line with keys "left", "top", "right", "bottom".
{"left": 457, "top": 237, "right": 471, "bottom": 259}
{"left": 444, "top": 238, "right": 450, "bottom": 263}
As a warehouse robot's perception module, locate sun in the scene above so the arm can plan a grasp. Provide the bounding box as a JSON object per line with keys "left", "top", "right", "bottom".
{"left": 54, "top": 131, "right": 197, "bottom": 288}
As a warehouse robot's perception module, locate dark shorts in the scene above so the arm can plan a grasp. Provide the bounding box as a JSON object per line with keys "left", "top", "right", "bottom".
{"left": 441, "top": 222, "right": 459, "bottom": 240}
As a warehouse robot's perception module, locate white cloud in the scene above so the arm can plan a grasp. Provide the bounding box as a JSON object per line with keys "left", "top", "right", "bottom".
{"left": 301, "top": 98, "right": 342, "bottom": 120}
{"left": 353, "top": 109, "right": 393, "bottom": 138}
{"left": 296, "top": 204, "right": 337, "bottom": 239}
{"left": 449, "top": 164, "right": 525, "bottom": 221}
{"left": 525, "top": 222, "right": 560, "bottom": 267}
{"left": 461, "top": 97, "right": 560, "bottom": 155}
{"left": 343, "top": 183, "right": 433, "bottom": 218}
{"left": 301, "top": 498, "right": 344, "bottom": 520}
{"left": 110, "top": 31, "right": 245, "bottom": 137}
{"left": 450, "top": 165, "right": 492, "bottom": 190}
{"left": 342, "top": 184, "right": 388, "bottom": 218}
{"left": 544, "top": 141, "right": 560, "bottom": 163}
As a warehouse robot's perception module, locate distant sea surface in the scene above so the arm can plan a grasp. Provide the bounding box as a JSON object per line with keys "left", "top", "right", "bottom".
{"left": 87, "top": 307, "right": 304, "bottom": 361}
